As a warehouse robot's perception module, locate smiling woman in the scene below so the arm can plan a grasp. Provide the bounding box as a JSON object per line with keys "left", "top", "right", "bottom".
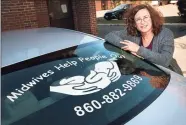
{"left": 105, "top": 4, "right": 183, "bottom": 75}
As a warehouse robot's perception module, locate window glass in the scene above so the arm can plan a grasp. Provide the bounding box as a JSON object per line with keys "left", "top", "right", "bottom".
{"left": 1, "top": 41, "right": 170, "bottom": 125}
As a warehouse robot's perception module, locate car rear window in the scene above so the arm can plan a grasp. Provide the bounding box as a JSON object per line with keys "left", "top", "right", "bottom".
{"left": 1, "top": 41, "right": 170, "bottom": 125}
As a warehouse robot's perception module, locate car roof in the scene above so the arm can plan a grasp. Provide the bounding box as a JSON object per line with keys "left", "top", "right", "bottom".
{"left": 2, "top": 27, "right": 104, "bottom": 67}
{"left": 117, "top": 4, "right": 130, "bottom": 6}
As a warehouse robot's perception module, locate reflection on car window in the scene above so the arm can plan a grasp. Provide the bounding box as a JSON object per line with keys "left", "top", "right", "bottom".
{"left": 1, "top": 41, "right": 170, "bottom": 125}
{"left": 104, "top": 42, "right": 170, "bottom": 89}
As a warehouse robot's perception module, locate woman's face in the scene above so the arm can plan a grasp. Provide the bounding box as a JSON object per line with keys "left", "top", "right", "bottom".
{"left": 134, "top": 8, "right": 153, "bottom": 33}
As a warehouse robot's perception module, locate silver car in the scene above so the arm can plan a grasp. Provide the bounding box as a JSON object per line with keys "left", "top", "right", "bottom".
{"left": 1, "top": 28, "right": 186, "bottom": 125}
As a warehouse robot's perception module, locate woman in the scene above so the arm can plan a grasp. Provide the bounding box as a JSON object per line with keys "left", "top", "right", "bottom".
{"left": 105, "top": 4, "right": 183, "bottom": 75}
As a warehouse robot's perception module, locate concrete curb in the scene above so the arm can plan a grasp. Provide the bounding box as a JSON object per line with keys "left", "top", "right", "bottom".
{"left": 97, "top": 23, "right": 186, "bottom": 26}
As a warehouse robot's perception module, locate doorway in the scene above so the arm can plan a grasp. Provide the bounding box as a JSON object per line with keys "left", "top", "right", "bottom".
{"left": 48, "top": 0, "right": 74, "bottom": 29}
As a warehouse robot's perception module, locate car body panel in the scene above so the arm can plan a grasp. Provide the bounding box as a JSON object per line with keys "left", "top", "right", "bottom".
{"left": 126, "top": 65, "right": 186, "bottom": 125}
{"left": 1, "top": 28, "right": 186, "bottom": 125}
{"left": 1, "top": 41, "right": 171, "bottom": 125}
{"left": 2, "top": 27, "right": 103, "bottom": 67}
{"left": 104, "top": 4, "right": 131, "bottom": 20}
{"left": 177, "top": 0, "right": 186, "bottom": 17}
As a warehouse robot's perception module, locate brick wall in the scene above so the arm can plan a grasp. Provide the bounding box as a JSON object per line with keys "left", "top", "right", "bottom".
{"left": 2, "top": 0, "right": 49, "bottom": 31}
{"left": 95, "top": 1, "right": 102, "bottom": 11}
{"left": 95, "top": 0, "right": 112, "bottom": 11}
{"left": 106, "top": 0, "right": 112, "bottom": 10}
{"left": 72, "top": 0, "right": 97, "bottom": 35}
{"left": 2, "top": 0, "right": 97, "bottom": 36}
{"left": 35, "top": 0, "right": 50, "bottom": 27}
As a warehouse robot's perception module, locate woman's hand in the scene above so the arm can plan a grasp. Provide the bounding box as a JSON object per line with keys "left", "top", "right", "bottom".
{"left": 120, "top": 40, "right": 140, "bottom": 53}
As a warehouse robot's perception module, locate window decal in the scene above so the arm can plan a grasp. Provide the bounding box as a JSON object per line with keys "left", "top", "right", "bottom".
{"left": 50, "top": 61, "right": 121, "bottom": 95}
